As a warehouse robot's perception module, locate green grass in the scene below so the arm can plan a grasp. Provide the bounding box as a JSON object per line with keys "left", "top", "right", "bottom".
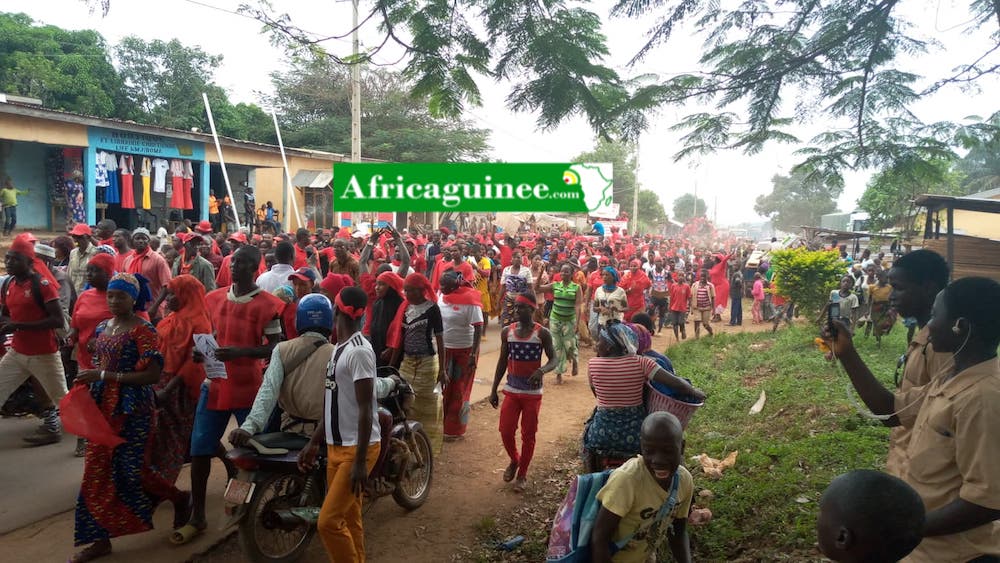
{"left": 668, "top": 324, "right": 907, "bottom": 561}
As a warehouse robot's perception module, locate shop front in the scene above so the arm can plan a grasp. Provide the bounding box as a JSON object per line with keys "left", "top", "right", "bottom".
{"left": 85, "top": 127, "right": 207, "bottom": 229}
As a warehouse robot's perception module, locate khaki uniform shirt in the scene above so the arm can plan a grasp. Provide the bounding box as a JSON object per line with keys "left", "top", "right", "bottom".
{"left": 885, "top": 325, "right": 952, "bottom": 477}
{"left": 895, "top": 358, "right": 1000, "bottom": 562}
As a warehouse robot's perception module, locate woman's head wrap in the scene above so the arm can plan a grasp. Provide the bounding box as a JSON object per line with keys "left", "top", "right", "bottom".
{"left": 602, "top": 266, "right": 619, "bottom": 284}
{"left": 94, "top": 244, "right": 117, "bottom": 256}
{"left": 599, "top": 322, "right": 638, "bottom": 356}
{"left": 403, "top": 272, "right": 435, "bottom": 302}
{"left": 107, "top": 273, "right": 152, "bottom": 311}
{"left": 626, "top": 322, "right": 652, "bottom": 354}
{"left": 375, "top": 271, "right": 404, "bottom": 296}
{"left": 87, "top": 253, "right": 116, "bottom": 278}
{"left": 272, "top": 285, "right": 296, "bottom": 304}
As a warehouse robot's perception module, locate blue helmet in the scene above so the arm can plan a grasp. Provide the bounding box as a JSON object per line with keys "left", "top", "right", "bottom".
{"left": 295, "top": 293, "right": 334, "bottom": 334}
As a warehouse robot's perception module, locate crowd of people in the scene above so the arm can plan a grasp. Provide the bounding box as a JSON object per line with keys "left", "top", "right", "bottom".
{"left": 0, "top": 215, "right": 995, "bottom": 563}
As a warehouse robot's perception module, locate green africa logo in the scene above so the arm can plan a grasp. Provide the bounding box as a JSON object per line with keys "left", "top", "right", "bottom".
{"left": 332, "top": 162, "right": 614, "bottom": 213}
{"left": 562, "top": 163, "right": 614, "bottom": 214}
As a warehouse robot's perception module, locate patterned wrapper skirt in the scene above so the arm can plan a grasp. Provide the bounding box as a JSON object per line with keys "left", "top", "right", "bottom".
{"left": 401, "top": 354, "right": 443, "bottom": 454}
{"left": 583, "top": 404, "right": 646, "bottom": 457}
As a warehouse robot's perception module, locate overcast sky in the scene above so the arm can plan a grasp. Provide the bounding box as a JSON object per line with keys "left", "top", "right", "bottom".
{"left": 5, "top": 0, "right": 998, "bottom": 226}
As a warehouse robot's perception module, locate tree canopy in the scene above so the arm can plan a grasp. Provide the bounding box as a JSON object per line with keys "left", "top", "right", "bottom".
{"left": 754, "top": 170, "right": 842, "bottom": 231}
{"left": 0, "top": 12, "right": 132, "bottom": 117}
{"left": 673, "top": 193, "right": 707, "bottom": 223}
{"left": 266, "top": 59, "right": 491, "bottom": 162}
{"left": 233, "top": 0, "right": 1000, "bottom": 181}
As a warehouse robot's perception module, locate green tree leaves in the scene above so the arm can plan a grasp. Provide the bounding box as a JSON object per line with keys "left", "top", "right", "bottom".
{"left": 754, "top": 170, "right": 842, "bottom": 231}
{"left": 0, "top": 12, "right": 131, "bottom": 117}
{"left": 267, "top": 58, "right": 490, "bottom": 162}
{"left": 673, "top": 193, "right": 707, "bottom": 223}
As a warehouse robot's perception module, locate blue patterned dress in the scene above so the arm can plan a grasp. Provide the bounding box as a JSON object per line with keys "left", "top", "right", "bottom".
{"left": 74, "top": 320, "right": 172, "bottom": 546}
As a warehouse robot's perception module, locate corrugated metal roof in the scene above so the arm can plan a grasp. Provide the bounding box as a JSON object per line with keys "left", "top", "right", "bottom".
{"left": 292, "top": 169, "right": 333, "bottom": 188}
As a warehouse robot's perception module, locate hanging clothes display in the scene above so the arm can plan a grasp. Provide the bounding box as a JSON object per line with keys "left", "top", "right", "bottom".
{"left": 140, "top": 158, "right": 153, "bottom": 210}
{"left": 119, "top": 155, "right": 135, "bottom": 209}
{"left": 95, "top": 150, "right": 110, "bottom": 204}
{"left": 182, "top": 160, "right": 195, "bottom": 210}
{"left": 103, "top": 151, "right": 120, "bottom": 204}
{"left": 152, "top": 158, "right": 169, "bottom": 193}
{"left": 169, "top": 159, "right": 185, "bottom": 209}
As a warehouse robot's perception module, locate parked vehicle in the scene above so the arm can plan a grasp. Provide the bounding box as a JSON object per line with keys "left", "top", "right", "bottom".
{"left": 222, "top": 367, "right": 433, "bottom": 563}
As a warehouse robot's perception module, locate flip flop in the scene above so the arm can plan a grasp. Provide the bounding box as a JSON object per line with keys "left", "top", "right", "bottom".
{"left": 170, "top": 523, "right": 206, "bottom": 545}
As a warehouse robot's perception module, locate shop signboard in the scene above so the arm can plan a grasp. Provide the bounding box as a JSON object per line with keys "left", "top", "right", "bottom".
{"left": 87, "top": 127, "right": 205, "bottom": 160}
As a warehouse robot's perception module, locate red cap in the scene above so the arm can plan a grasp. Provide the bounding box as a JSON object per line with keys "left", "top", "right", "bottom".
{"left": 179, "top": 232, "right": 204, "bottom": 244}
{"left": 227, "top": 232, "right": 248, "bottom": 244}
{"left": 68, "top": 224, "right": 92, "bottom": 236}
{"left": 288, "top": 267, "right": 319, "bottom": 284}
{"left": 195, "top": 220, "right": 213, "bottom": 234}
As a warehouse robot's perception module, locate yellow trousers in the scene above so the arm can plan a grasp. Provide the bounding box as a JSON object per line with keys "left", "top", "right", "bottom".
{"left": 317, "top": 443, "right": 381, "bottom": 562}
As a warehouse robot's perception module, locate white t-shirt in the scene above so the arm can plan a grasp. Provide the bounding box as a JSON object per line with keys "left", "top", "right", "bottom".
{"left": 438, "top": 295, "right": 484, "bottom": 349}
{"left": 151, "top": 158, "right": 169, "bottom": 193}
{"left": 325, "top": 332, "right": 381, "bottom": 447}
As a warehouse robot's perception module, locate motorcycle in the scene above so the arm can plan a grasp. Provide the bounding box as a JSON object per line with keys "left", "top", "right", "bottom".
{"left": 223, "top": 367, "right": 434, "bottom": 563}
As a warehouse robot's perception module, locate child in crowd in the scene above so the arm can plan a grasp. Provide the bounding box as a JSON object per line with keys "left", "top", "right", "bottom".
{"left": 817, "top": 470, "right": 925, "bottom": 563}
{"left": 591, "top": 412, "right": 693, "bottom": 563}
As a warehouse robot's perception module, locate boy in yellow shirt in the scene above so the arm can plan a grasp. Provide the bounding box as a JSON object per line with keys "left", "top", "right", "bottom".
{"left": 592, "top": 412, "right": 693, "bottom": 563}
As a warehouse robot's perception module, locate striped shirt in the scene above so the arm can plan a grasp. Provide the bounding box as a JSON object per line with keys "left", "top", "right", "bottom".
{"left": 588, "top": 355, "right": 660, "bottom": 408}
{"left": 504, "top": 323, "right": 544, "bottom": 395}
{"left": 550, "top": 281, "right": 580, "bottom": 321}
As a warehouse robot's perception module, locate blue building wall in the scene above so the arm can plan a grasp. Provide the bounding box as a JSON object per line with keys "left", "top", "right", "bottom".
{"left": 5, "top": 142, "right": 52, "bottom": 230}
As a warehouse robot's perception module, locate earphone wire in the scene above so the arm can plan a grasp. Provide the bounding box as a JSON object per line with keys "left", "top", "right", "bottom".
{"left": 830, "top": 343, "right": 929, "bottom": 422}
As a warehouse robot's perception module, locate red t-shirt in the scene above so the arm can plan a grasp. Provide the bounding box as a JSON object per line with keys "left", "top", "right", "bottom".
{"left": 3, "top": 276, "right": 60, "bottom": 355}
{"left": 669, "top": 283, "right": 691, "bottom": 312}
{"left": 204, "top": 288, "right": 284, "bottom": 410}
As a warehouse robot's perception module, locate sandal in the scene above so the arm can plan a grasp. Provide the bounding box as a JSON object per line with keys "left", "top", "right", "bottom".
{"left": 68, "top": 541, "right": 111, "bottom": 563}
{"left": 169, "top": 522, "right": 206, "bottom": 545}
{"left": 503, "top": 462, "right": 518, "bottom": 483}
{"left": 512, "top": 477, "right": 527, "bottom": 493}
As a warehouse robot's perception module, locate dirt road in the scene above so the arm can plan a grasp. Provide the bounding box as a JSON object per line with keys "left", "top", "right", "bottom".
{"left": 197, "top": 317, "right": 771, "bottom": 563}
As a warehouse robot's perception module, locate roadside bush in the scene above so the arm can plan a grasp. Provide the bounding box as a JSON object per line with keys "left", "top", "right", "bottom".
{"left": 769, "top": 248, "right": 844, "bottom": 317}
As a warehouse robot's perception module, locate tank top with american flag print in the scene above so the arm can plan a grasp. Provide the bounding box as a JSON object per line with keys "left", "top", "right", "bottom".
{"left": 504, "top": 322, "right": 544, "bottom": 395}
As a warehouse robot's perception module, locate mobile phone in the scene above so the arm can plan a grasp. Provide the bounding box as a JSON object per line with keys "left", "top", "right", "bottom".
{"left": 828, "top": 301, "right": 841, "bottom": 337}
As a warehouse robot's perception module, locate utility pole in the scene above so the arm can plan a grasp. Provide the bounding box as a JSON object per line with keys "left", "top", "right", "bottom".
{"left": 632, "top": 139, "right": 640, "bottom": 235}
{"left": 340, "top": 0, "right": 362, "bottom": 230}
{"left": 693, "top": 179, "right": 698, "bottom": 221}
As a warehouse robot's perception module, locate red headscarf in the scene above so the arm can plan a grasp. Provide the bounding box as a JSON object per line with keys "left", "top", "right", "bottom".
{"left": 11, "top": 233, "right": 59, "bottom": 290}
{"left": 157, "top": 275, "right": 211, "bottom": 399}
{"left": 88, "top": 253, "right": 116, "bottom": 278}
{"left": 376, "top": 271, "right": 404, "bottom": 296}
{"left": 320, "top": 273, "right": 354, "bottom": 298}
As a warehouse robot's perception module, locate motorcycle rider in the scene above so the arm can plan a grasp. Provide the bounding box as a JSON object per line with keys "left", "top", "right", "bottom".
{"left": 298, "top": 286, "right": 382, "bottom": 563}
{"left": 229, "top": 293, "right": 398, "bottom": 446}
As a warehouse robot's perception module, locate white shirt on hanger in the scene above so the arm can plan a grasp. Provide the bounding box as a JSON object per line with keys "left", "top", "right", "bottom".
{"left": 152, "top": 158, "right": 169, "bottom": 193}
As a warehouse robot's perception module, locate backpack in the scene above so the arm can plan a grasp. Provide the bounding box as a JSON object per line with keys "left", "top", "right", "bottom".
{"left": 546, "top": 468, "right": 680, "bottom": 562}
{"left": 0, "top": 273, "right": 45, "bottom": 314}
{"left": 1, "top": 273, "right": 68, "bottom": 334}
